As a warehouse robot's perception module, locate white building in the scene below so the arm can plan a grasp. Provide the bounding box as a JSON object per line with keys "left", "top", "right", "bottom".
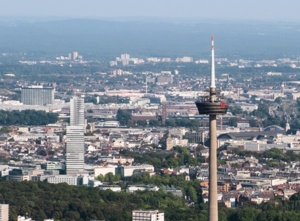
{"left": 0, "top": 204, "right": 9, "bottom": 221}
{"left": 66, "top": 96, "right": 85, "bottom": 175}
{"left": 17, "top": 216, "right": 32, "bottom": 221}
{"left": 117, "top": 165, "right": 154, "bottom": 177}
{"left": 21, "top": 85, "right": 54, "bottom": 105}
{"left": 175, "top": 57, "right": 193, "bottom": 63}
{"left": 47, "top": 175, "right": 79, "bottom": 185}
{"left": 94, "top": 165, "right": 117, "bottom": 177}
{"left": 70, "top": 96, "right": 85, "bottom": 126}
{"left": 66, "top": 126, "right": 85, "bottom": 175}
{"left": 132, "top": 210, "right": 164, "bottom": 221}
{"left": 99, "top": 185, "right": 122, "bottom": 192}
{"left": 127, "top": 185, "right": 159, "bottom": 193}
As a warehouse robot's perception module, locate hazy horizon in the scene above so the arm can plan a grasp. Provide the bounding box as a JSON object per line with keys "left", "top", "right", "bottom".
{"left": 1, "top": 0, "right": 300, "bottom": 22}
{"left": 0, "top": 19, "right": 299, "bottom": 60}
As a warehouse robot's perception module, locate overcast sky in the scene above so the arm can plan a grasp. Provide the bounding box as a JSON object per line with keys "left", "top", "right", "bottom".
{"left": 1, "top": 0, "right": 299, "bottom": 22}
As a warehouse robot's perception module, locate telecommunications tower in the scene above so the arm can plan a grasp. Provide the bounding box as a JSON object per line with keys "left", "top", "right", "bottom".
{"left": 195, "top": 36, "right": 228, "bottom": 221}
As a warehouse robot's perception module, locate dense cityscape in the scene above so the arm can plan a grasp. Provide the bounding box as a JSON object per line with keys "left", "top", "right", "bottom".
{"left": 0, "top": 2, "right": 300, "bottom": 220}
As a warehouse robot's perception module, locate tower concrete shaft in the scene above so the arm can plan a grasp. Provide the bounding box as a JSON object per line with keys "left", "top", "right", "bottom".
{"left": 208, "top": 87, "right": 218, "bottom": 221}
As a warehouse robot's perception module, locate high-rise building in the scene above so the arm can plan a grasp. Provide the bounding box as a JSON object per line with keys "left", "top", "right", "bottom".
{"left": 21, "top": 85, "right": 54, "bottom": 105}
{"left": 120, "top": 53, "right": 130, "bottom": 66}
{"left": 66, "top": 96, "right": 85, "bottom": 175}
{"left": 70, "top": 96, "right": 85, "bottom": 126}
{"left": 66, "top": 126, "right": 85, "bottom": 175}
{"left": 132, "top": 210, "right": 164, "bottom": 221}
{"left": 72, "top": 51, "right": 79, "bottom": 60}
{"left": 0, "top": 204, "right": 9, "bottom": 221}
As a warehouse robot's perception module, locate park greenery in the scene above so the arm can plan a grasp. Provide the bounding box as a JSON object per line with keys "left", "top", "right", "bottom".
{"left": 229, "top": 148, "right": 300, "bottom": 167}
{"left": 249, "top": 102, "right": 284, "bottom": 127}
{"left": 121, "top": 146, "right": 204, "bottom": 171}
{"left": 0, "top": 110, "right": 58, "bottom": 126}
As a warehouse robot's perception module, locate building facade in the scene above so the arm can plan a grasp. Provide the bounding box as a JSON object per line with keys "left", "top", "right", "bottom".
{"left": 132, "top": 210, "right": 164, "bottom": 221}
{"left": 21, "top": 86, "right": 54, "bottom": 105}
{"left": 47, "top": 175, "right": 79, "bottom": 185}
{"left": 70, "top": 96, "right": 85, "bottom": 126}
{"left": 0, "top": 204, "right": 9, "bottom": 221}
{"left": 66, "top": 96, "right": 85, "bottom": 175}
{"left": 66, "top": 126, "right": 85, "bottom": 175}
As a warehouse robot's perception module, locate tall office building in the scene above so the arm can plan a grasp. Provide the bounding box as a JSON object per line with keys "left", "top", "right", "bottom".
{"left": 70, "top": 96, "right": 85, "bottom": 126}
{"left": 66, "top": 96, "right": 85, "bottom": 175}
{"left": 132, "top": 210, "right": 164, "bottom": 221}
{"left": 0, "top": 204, "right": 9, "bottom": 221}
{"left": 21, "top": 85, "right": 54, "bottom": 105}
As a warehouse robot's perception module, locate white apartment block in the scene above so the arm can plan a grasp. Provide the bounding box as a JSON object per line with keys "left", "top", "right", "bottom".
{"left": 21, "top": 85, "right": 54, "bottom": 106}
{"left": 132, "top": 210, "right": 164, "bottom": 221}
{"left": 47, "top": 175, "right": 79, "bottom": 185}
{"left": 117, "top": 164, "right": 154, "bottom": 177}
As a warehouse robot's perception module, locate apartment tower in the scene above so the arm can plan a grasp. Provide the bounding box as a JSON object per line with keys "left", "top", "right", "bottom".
{"left": 21, "top": 85, "right": 54, "bottom": 105}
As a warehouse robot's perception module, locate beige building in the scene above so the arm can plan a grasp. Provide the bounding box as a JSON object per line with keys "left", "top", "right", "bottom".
{"left": 166, "top": 131, "right": 173, "bottom": 150}
{"left": 0, "top": 204, "right": 9, "bottom": 221}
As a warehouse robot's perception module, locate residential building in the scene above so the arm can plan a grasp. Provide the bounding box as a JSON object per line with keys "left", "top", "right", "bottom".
{"left": 47, "top": 175, "right": 79, "bottom": 185}
{"left": 166, "top": 131, "right": 173, "bottom": 150}
{"left": 116, "top": 164, "right": 154, "bottom": 177}
{"left": 21, "top": 85, "right": 54, "bottom": 105}
{"left": 98, "top": 185, "right": 122, "bottom": 192}
{"left": 126, "top": 185, "right": 159, "bottom": 193}
{"left": 132, "top": 210, "right": 164, "bottom": 221}
{"left": 0, "top": 204, "right": 9, "bottom": 221}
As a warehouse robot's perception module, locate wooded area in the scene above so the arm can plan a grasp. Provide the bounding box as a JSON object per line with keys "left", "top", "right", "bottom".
{"left": 0, "top": 110, "right": 58, "bottom": 126}
{"left": 1, "top": 180, "right": 300, "bottom": 221}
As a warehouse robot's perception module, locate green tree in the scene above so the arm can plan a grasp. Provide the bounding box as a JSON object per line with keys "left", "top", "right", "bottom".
{"left": 228, "top": 117, "right": 238, "bottom": 127}
{"left": 116, "top": 109, "right": 132, "bottom": 126}
{"left": 229, "top": 106, "right": 243, "bottom": 115}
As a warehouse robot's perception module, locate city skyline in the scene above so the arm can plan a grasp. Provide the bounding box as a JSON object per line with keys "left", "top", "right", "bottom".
{"left": 0, "top": 1, "right": 300, "bottom": 22}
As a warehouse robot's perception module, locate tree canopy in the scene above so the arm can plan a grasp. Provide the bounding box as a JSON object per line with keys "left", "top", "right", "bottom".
{"left": 0, "top": 110, "right": 58, "bottom": 126}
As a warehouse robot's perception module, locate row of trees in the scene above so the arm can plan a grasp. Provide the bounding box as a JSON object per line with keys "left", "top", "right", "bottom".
{"left": 2, "top": 179, "right": 300, "bottom": 220}
{"left": 0, "top": 110, "right": 58, "bottom": 126}
{"left": 0, "top": 180, "right": 204, "bottom": 221}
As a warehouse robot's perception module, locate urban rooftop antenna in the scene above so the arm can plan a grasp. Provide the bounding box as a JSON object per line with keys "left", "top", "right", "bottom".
{"left": 195, "top": 36, "right": 228, "bottom": 221}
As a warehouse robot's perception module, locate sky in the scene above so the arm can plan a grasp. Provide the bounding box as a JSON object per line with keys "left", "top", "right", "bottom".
{"left": 1, "top": 0, "right": 300, "bottom": 22}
